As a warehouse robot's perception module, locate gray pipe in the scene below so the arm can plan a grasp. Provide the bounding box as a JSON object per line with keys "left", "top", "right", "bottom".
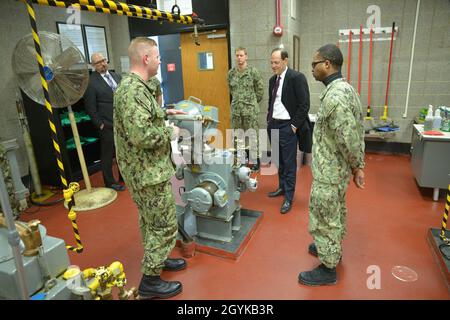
{"left": 0, "top": 170, "right": 29, "bottom": 299}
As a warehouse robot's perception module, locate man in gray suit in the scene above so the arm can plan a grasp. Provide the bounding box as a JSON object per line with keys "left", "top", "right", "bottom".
{"left": 84, "top": 53, "right": 125, "bottom": 191}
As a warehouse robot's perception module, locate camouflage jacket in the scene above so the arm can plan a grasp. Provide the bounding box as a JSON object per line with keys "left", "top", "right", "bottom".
{"left": 113, "top": 73, "right": 174, "bottom": 188}
{"left": 227, "top": 65, "right": 264, "bottom": 115}
{"left": 312, "top": 78, "right": 365, "bottom": 184}
{"left": 147, "top": 76, "right": 162, "bottom": 99}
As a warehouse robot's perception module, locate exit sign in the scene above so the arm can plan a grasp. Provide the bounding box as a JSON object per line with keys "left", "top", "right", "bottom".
{"left": 167, "top": 63, "right": 176, "bottom": 72}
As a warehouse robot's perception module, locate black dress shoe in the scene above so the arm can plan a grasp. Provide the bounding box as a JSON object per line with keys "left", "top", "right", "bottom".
{"left": 298, "top": 264, "right": 337, "bottom": 286}
{"left": 268, "top": 188, "right": 284, "bottom": 197}
{"left": 138, "top": 275, "right": 182, "bottom": 299}
{"left": 280, "top": 199, "right": 292, "bottom": 214}
{"left": 107, "top": 184, "right": 125, "bottom": 192}
{"left": 163, "top": 258, "right": 187, "bottom": 271}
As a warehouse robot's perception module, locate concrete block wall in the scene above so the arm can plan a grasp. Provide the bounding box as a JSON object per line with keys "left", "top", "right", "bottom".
{"left": 299, "top": 0, "right": 450, "bottom": 143}
{"left": 1, "top": 0, "right": 448, "bottom": 175}
{"left": 229, "top": 0, "right": 297, "bottom": 152}
{"left": 0, "top": 0, "right": 129, "bottom": 175}
{"left": 230, "top": 0, "right": 450, "bottom": 146}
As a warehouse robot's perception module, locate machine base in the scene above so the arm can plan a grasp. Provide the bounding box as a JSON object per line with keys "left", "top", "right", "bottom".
{"left": 427, "top": 228, "right": 450, "bottom": 293}
{"left": 177, "top": 208, "right": 263, "bottom": 260}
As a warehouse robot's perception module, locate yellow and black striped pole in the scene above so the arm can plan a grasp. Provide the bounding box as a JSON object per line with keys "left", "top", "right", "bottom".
{"left": 24, "top": 0, "right": 83, "bottom": 253}
{"left": 28, "top": 0, "right": 204, "bottom": 25}
{"left": 440, "top": 184, "right": 450, "bottom": 244}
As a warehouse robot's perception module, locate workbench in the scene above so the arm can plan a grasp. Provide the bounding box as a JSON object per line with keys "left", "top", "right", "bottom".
{"left": 410, "top": 124, "right": 450, "bottom": 201}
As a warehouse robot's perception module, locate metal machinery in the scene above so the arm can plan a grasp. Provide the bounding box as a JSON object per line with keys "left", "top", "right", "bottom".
{"left": 0, "top": 139, "right": 29, "bottom": 214}
{"left": 169, "top": 97, "right": 258, "bottom": 243}
{"left": 0, "top": 168, "right": 137, "bottom": 300}
{"left": 1, "top": 29, "right": 140, "bottom": 300}
{"left": 2, "top": 0, "right": 205, "bottom": 300}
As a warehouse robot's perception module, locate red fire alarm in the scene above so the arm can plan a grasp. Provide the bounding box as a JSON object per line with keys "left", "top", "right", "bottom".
{"left": 273, "top": 0, "right": 283, "bottom": 37}
{"left": 167, "top": 63, "right": 176, "bottom": 72}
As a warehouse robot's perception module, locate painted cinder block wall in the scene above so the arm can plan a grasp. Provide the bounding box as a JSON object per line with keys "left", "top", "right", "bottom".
{"left": 229, "top": 0, "right": 450, "bottom": 147}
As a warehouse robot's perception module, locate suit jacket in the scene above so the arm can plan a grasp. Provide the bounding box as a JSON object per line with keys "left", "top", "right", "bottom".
{"left": 84, "top": 71, "right": 122, "bottom": 130}
{"left": 268, "top": 68, "right": 312, "bottom": 152}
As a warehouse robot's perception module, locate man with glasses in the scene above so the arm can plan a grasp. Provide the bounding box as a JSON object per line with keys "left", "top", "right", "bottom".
{"left": 267, "top": 48, "right": 311, "bottom": 214}
{"left": 298, "top": 44, "right": 365, "bottom": 286}
{"left": 84, "top": 52, "right": 125, "bottom": 192}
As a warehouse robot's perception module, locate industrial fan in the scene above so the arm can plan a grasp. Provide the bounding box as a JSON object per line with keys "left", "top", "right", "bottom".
{"left": 11, "top": 31, "right": 117, "bottom": 211}
{"left": 0, "top": 31, "right": 133, "bottom": 300}
{"left": 12, "top": 31, "right": 89, "bottom": 108}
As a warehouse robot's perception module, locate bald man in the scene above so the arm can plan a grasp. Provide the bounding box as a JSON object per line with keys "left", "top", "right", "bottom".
{"left": 84, "top": 53, "right": 125, "bottom": 191}
{"left": 114, "top": 37, "right": 186, "bottom": 300}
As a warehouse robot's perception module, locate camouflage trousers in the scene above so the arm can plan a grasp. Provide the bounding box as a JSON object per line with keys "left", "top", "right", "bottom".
{"left": 308, "top": 178, "right": 349, "bottom": 268}
{"left": 231, "top": 112, "right": 260, "bottom": 160}
{"left": 130, "top": 180, "right": 177, "bottom": 276}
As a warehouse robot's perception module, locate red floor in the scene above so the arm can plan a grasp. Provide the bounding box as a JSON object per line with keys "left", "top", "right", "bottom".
{"left": 20, "top": 153, "right": 450, "bottom": 299}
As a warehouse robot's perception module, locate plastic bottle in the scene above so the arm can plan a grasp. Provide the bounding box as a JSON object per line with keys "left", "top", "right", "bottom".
{"left": 424, "top": 105, "right": 434, "bottom": 131}
{"left": 440, "top": 106, "right": 450, "bottom": 132}
{"left": 433, "top": 109, "right": 442, "bottom": 130}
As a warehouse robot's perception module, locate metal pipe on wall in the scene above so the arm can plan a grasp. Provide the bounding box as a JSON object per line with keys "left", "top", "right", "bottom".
{"left": 403, "top": 0, "right": 421, "bottom": 118}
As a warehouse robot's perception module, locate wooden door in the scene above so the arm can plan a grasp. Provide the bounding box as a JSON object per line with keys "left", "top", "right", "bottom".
{"left": 180, "top": 30, "right": 230, "bottom": 147}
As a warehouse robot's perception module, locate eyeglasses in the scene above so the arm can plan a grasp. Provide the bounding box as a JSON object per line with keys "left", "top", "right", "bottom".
{"left": 92, "top": 58, "right": 107, "bottom": 65}
{"left": 311, "top": 60, "right": 326, "bottom": 69}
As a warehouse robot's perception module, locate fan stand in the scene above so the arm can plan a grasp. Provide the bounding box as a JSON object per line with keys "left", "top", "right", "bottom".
{"left": 63, "top": 106, "right": 117, "bottom": 211}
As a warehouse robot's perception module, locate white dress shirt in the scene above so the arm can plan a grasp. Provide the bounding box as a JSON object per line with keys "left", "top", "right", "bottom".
{"left": 272, "top": 67, "right": 290, "bottom": 120}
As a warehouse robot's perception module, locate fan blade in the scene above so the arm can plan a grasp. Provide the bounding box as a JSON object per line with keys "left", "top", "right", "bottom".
{"left": 53, "top": 47, "right": 82, "bottom": 69}
{"left": 53, "top": 73, "right": 82, "bottom": 98}
{"left": 49, "top": 81, "right": 69, "bottom": 108}
{"left": 24, "top": 73, "right": 45, "bottom": 105}
{"left": 53, "top": 69, "right": 89, "bottom": 97}
{"left": 12, "top": 45, "right": 39, "bottom": 75}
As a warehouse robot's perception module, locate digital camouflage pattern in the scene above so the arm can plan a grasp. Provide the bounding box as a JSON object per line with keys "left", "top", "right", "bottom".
{"left": 311, "top": 78, "right": 365, "bottom": 184}
{"left": 114, "top": 72, "right": 174, "bottom": 188}
{"left": 0, "top": 144, "right": 20, "bottom": 218}
{"left": 133, "top": 180, "right": 177, "bottom": 276}
{"left": 227, "top": 66, "right": 264, "bottom": 157}
{"left": 309, "top": 180, "right": 348, "bottom": 268}
{"left": 114, "top": 72, "right": 176, "bottom": 275}
{"left": 309, "top": 78, "right": 365, "bottom": 268}
{"left": 147, "top": 76, "right": 162, "bottom": 100}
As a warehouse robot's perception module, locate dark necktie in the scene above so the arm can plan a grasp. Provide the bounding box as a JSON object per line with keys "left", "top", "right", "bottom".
{"left": 104, "top": 73, "right": 117, "bottom": 91}
{"left": 267, "top": 75, "right": 280, "bottom": 122}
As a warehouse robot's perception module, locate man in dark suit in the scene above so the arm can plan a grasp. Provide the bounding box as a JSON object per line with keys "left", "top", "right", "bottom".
{"left": 84, "top": 52, "right": 125, "bottom": 191}
{"left": 267, "top": 48, "right": 311, "bottom": 214}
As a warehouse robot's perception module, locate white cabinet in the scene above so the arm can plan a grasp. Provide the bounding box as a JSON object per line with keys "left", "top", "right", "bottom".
{"left": 410, "top": 124, "right": 450, "bottom": 201}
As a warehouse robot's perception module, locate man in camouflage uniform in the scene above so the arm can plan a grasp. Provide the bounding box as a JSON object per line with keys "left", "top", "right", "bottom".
{"left": 0, "top": 144, "right": 20, "bottom": 219}
{"left": 147, "top": 76, "right": 162, "bottom": 107}
{"left": 298, "top": 44, "right": 365, "bottom": 286}
{"left": 227, "top": 47, "right": 264, "bottom": 171}
{"left": 114, "top": 37, "right": 187, "bottom": 299}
